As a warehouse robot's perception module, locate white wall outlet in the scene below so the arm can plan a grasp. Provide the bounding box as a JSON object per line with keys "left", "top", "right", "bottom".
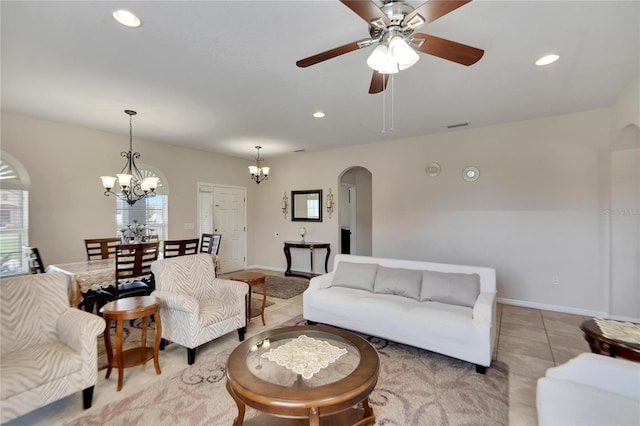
{"left": 184, "top": 223, "right": 195, "bottom": 230}
{"left": 552, "top": 276, "right": 560, "bottom": 285}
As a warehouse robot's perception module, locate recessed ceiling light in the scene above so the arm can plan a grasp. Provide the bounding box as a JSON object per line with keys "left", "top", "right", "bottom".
{"left": 313, "top": 112, "right": 325, "bottom": 118}
{"left": 535, "top": 54, "right": 559, "bottom": 66}
{"left": 113, "top": 9, "right": 141, "bottom": 28}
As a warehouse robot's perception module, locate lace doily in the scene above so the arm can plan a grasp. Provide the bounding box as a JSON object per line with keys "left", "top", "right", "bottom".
{"left": 595, "top": 318, "right": 640, "bottom": 345}
{"left": 261, "top": 335, "right": 347, "bottom": 379}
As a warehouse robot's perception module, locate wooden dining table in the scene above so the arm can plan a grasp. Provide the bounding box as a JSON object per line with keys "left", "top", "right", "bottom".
{"left": 46, "top": 258, "right": 115, "bottom": 307}
{"left": 46, "top": 254, "right": 220, "bottom": 307}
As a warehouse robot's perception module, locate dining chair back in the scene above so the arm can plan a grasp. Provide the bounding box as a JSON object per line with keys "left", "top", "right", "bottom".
{"left": 199, "top": 233, "right": 222, "bottom": 255}
{"left": 84, "top": 237, "right": 120, "bottom": 260}
{"left": 23, "top": 246, "right": 45, "bottom": 274}
{"left": 113, "top": 242, "right": 159, "bottom": 299}
{"left": 163, "top": 238, "right": 199, "bottom": 259}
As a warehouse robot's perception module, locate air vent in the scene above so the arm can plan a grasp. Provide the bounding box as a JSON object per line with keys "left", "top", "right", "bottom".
{"left": 447, "top": 122, "right": 469, "bottom": 129}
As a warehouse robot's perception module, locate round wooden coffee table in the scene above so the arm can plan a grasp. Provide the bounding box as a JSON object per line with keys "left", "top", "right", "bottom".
{"left": 101, "top": 296, "right": 162, "bottom": 391}
{"left": 228, "top": 271, "right": 267, "bottom": 326}
{"left": 226, "top": 325, "right": 379, "bottom": 426}
{"left": 580, "top": 319, "right": 640, "bottom": 362}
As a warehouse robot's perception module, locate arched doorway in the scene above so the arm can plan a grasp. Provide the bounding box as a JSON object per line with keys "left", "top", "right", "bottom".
{"left": 339, "top": 166, "right": 372, "bottom": 256}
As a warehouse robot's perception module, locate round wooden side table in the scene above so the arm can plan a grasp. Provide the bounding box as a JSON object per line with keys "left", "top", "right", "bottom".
{"left": 228, "top": 271, "right": 267, "bottom": 327}
{"left": 100, "top": 295, "right": 162, "bottom": 391}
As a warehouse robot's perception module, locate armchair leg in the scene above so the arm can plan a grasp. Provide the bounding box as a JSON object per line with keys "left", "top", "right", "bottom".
{"left": 476, "top": 365, "right": 487, "bottom": 374}
{"left": 82, "top": 386, "right": 94, "bottom": 409}
{"left": 188, "top": 348, "right": 196, "bottom": 365}
{"left": 237, "top": 327, "right": 245, "bottom": 342}
{"left": 160, "top": 338, "right": 166, "bottom": 351}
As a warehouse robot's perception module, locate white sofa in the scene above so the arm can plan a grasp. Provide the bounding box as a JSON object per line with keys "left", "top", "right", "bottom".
{"left": 303, "top": 254, "right": 497, "bottom": 372}
{"left": 537, "top": 352, "right": 640, "bottom": 426}
{"left": 1, "top": 273, "right": 106, "bottom": 423}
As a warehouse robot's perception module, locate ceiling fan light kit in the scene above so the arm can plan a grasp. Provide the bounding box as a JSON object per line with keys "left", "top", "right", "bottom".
{"left": 296, "top": 0, "right": 484, "bottom": 94}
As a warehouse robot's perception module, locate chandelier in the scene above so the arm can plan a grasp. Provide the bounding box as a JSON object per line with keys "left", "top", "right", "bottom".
{"left": 366, "top": 29, "right": 420, "bottom": 74}
{"left": 248, "top": 145, "right": 270, "bottom": 184}
{"left": 100, "top": 110, "right": 158, "bottom": 205}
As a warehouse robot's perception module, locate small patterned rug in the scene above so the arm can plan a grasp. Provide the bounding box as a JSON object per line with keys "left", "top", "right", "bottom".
{"left": 252, "top": 274, "right": 309, "bottom": 299}
{"left": 80, "top": 315, "right": 508, "bottom": 425}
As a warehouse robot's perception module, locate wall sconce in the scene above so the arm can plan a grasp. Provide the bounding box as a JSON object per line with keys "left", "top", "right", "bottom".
{"left": 281, "top": 192, "right": 288, "bottom": 218}
{"left": 326, "top": 188, "right": 334, "bottom": 218}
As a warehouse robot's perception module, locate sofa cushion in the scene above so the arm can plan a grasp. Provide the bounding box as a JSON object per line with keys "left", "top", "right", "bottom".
{"left": 420, "top": 270, "right": 480, "bottom": 308}
{"left": 373, "top": 266, "right": 422, "bottom": 300}
{"left": 330, "top": 262, "right": 378, "bottom": 291}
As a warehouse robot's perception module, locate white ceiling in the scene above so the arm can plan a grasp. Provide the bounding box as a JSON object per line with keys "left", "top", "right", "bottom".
{"left": 1, "top": 1, "right": 638, "bottom": 161}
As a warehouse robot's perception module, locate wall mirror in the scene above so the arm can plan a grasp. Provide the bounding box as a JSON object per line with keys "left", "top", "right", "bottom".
{"left": 291, "top": 189, "right": 323, "bottom": 222}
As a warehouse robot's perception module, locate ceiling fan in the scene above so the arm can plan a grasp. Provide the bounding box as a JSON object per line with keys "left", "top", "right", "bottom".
{"left": 296, "top": 0, "right": 484, "bottom": 94}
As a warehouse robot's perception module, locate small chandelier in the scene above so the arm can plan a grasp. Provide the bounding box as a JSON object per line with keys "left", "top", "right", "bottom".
{"left": 100, "top": 110, "right": 158, "bottom": 206}
{"left": 248, "top": 145, "right": 270, "bottom": 184}
{"left": 367, "top": 30, "right": 420, "bottom": 74}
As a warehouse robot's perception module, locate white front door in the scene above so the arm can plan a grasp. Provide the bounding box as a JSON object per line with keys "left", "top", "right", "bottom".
{"left": 213, "top": 186, "right": 246, "bottom": 272}
{"left": 198, "top": 184, "right": 246, "bottom": 273}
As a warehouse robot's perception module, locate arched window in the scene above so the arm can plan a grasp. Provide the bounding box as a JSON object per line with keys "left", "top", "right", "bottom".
{"left": 115, "top": 165, "right": 169, "bottom": 243}
{"left": 0, "top": 152, "right": 30, "bottom": 276}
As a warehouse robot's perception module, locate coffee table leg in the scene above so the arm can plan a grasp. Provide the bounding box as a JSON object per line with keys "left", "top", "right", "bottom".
{"left": 362, "top": 397, "right": 374, "bottom": 419}
{"left": 309, "top": 407, "right": 320, "bottom": 426}
{"left": 104, "top": 317, "right": 113, "bottom": 379}
{"left": 226, "top": 380, "right": 245, "bottom": 426}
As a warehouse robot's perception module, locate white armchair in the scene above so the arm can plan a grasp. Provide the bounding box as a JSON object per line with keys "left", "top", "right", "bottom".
{"left": 537, "top": 352, "right": 640, "bottom": 426}
{"left": 0, "top": 273, "right": 105, "bottom": 423}
{"left": 151, "top": 253, "right": 248, "bottom": 365}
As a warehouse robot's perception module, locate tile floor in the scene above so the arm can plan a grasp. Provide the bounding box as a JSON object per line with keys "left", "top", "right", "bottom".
{"left": 5, "top": 270, "right": 593, "bottom": 426}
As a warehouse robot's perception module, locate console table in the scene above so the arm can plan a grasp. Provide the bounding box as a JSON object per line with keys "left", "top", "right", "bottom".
{"left": 284, "top": 241, "right": 330, "bottom": 279}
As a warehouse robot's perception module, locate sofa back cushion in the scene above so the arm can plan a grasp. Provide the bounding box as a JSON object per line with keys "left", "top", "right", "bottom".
{"left": 420, "top": 270, "right": 480, "bottom": 308}
{"left": 373, "top": 266, "right": 422, "bottom": 300}
{"left": 330, "top": 261, "right": 378, "bottom": 291}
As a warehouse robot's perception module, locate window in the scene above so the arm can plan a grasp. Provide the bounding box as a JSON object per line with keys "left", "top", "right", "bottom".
{"left": 0, "top": 153, "right": 30, "bottom": 277}
{"left": 115, "top": 167, "right": 168, "bottom": 243}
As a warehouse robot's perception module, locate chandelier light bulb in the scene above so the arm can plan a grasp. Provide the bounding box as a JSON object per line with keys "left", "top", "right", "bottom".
{"left": 367, "top": 45, "right": 388, "bottom": 71}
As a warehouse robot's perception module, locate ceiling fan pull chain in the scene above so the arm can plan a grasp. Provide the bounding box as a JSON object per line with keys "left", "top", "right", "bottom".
{"left": 381, "top": 74, "right": 387, "bottom": 133}
{"left": 390, "top": 74, "right": 395, "bottom": 132}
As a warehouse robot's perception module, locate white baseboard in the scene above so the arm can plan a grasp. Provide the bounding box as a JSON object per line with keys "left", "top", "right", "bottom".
{"left": 497, "top": 297, "right": 609, "bottom": 318}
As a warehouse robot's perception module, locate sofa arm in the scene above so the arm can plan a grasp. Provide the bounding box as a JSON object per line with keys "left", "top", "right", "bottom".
{"left": 58, "top": 308, "right": 105, "bottom": 352}
{"left": 152, "top": 290, "right": 199, "bottom": 313}
{"left": 309, "top": 272, "right": 335, "bottom": 291}
{"left": 544, "top": 352, "right": 640, "bottom": 401}
{"left": 472, "top": 291, "right": 496, "bottom": 328}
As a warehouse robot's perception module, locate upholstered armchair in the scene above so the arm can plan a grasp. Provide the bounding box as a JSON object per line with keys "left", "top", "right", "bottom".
{"left": 0, "top": 273, "right": 105, "bottom": 423}
{"left": 151, "top": 253, "right": 248, "bottom": 365}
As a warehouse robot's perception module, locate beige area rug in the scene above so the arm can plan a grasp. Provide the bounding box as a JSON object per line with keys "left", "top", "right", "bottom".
{"left": 251, "top": 274, "right": 310, "bottom": 299}
{"left": 79, "top": 315, "right": 508, "bottom": 426}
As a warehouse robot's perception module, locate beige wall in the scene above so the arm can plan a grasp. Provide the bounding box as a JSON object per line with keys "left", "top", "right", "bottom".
{"left": 1, "top": 112, "right": 252, "bottom": 264}
{"left": 2, "top": 101, "right": 637, "bottom": 319}
{"left": 250, "top": 109, "right": 616, "bottom": 317}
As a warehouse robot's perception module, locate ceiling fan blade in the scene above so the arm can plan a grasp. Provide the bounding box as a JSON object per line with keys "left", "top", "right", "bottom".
{"left": 340, "top": 0, "right": 390, "bottom": 28}
{"left": 412, "top": 33, "right": 484, "bottom": 66}
{"left": 296, "top": 38, "right": 373, "bottom": 68}
{"left": 369, "top": 72, "right": 389, "bottom": 94}
{"left": 403, "top": 0, "right": 472, "bottom": 30}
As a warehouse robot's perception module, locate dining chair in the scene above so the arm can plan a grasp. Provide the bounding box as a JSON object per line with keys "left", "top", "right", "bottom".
{"left": 23, "top": 246, "right": 45, "bottom": 274}
{"left": 84, "top": 237, "right": 120, "bottom": 260}
{"left": 114, "top": 242, "right": 159, "bottom": 299}
{"left": 199, "top": 233, "right": 222, "bottom": 255}
{"left": 163, "top": 238, "right": 199, "bottom": 259}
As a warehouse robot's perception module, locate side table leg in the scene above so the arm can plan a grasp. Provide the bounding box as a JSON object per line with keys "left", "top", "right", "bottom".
{"left": 226, "top": 380, "right": 245, "bottom": 426}
{"left": 104, "top": 318, "right": 113, "bottom": 379}
{"left": 309, "top": 407, "right": 320, "bottom": 426}
{"left": 153, "top": 311, "right": 162, "bottom": 375}
{"left": 260, "top": 281, "right": 266, "bottom": 326}
{"left": 115, "top": 319, "right": 124, "bottom": 391}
